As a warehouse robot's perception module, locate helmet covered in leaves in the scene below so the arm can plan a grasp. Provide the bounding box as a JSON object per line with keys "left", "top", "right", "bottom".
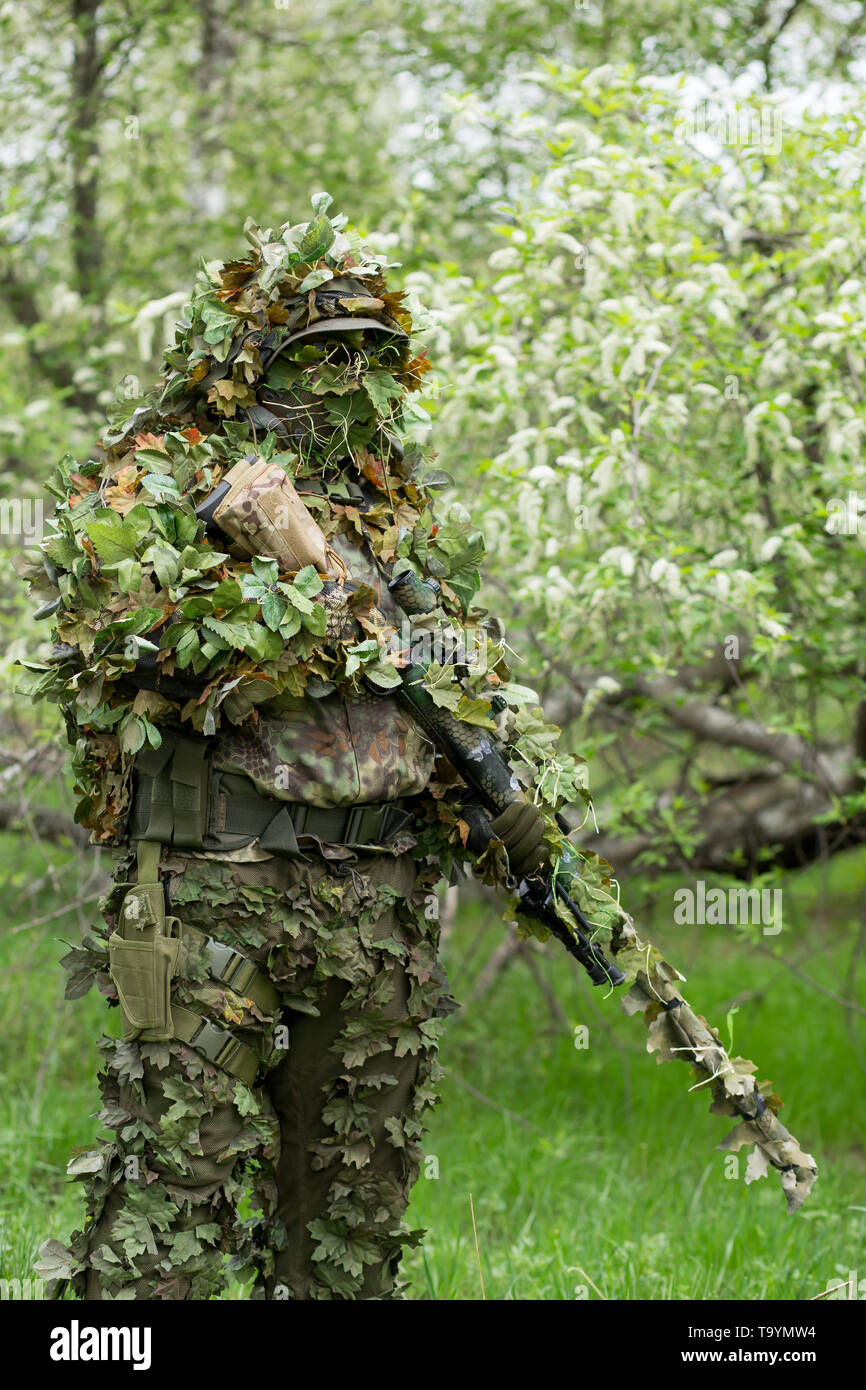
{"left": 107, "top": 194, "right": 429, "bottom": 467}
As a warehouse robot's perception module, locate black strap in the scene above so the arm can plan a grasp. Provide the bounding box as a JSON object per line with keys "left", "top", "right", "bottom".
{"left": 246, "top": 403, "right": 290, "bottom": 440}
{"left": 295, "top": 478, "right": 366, "bottom": 504}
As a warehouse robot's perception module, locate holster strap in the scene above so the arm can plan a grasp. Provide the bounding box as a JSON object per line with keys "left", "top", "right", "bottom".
{"left": 183, "top": 924, "right": 279, "bottom": 1015}
{"left": 136, "top": 839, "right": 161, "bottom": 886}
{"left": 171, "top": 1004, "right": 259, "bottom": 1087}
{"left": 128, "top": 840, "right": 275, "bottom": 1080}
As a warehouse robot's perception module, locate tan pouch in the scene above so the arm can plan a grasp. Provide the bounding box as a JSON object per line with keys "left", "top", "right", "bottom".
{"left": 108, "top": 880, "right": 181, "bottom": 1041}
{"left": 214, "top": 456, "right": 347, "bottom": 579}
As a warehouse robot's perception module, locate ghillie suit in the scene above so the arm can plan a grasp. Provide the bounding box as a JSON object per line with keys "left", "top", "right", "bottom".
{"left": 22, "top": 198, "right": 549, "bottom": 1300}
{"left": 22, "top": 195, "right": 816, "bottom": 1301}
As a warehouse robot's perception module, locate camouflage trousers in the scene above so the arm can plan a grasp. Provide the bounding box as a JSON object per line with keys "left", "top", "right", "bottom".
{"left": 54, "top": 844, "right": 451, "bottom": 1300}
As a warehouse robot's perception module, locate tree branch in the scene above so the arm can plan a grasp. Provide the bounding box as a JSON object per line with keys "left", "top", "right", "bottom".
{"left": 629, "top": 676, "right": 847, "bottom": 792}
{"left": 0, "top": 801, "right": 88, "bottom": 846}
{"left": 582, "top": 760, "right": 862, "bottom": 878}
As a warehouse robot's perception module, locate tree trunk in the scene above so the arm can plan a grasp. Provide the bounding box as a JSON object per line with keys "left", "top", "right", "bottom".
{"left": 69, "top": 0, "right": 104, "bottom": 301}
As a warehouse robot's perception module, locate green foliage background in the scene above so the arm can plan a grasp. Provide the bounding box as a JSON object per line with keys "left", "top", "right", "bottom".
{"left": 1, "top": 1, "right": 864, "bottom": 1300}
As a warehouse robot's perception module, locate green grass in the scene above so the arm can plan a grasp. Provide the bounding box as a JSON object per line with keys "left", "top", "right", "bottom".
{"left": 404, "top": 848, "right": 866, "bottom": 1300}
{"left": 2, "top": 827, "right": 864, "bottom": 1300}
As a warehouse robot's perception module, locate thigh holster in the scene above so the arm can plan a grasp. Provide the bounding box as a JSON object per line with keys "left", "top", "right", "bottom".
{"left": 108, "top": 841, "right": 181, "bottom": 1042}
{"left": 108, "top": 841, "right": 278, "bottom": 1087}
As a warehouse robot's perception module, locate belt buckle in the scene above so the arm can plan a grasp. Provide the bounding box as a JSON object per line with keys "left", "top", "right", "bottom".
{"left": 190, "top": 1017, "right": 240, "bottom": 1070}
{"left": 207, "top": 939, "right": 236, "bottom": 982}
{"left": 228, "top": 958, "right": 258, "bottom": 996}
{"left": 206, "top": 938, "right": 258, "bottom": 997}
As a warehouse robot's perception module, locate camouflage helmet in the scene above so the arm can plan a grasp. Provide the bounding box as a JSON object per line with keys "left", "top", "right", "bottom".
{"left": 107, "top": 200, "right": 425, "bottom": 459}
{"left": 247, "top": 222, "right": 412, "bottom": 460}
{"left": 264, "top": 276, "right": 408, "bottom": 365}
{"left": 260, "top": 219, "right": 408, "bottom": 358}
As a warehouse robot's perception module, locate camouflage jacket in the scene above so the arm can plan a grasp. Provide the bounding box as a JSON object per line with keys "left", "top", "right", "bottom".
{"left": 211, "top": 524, "right": 435, "bottom": 808}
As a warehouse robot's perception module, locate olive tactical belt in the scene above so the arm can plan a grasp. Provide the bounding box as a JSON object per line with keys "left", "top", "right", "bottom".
{"left": 128, "top": 734, "right": 412, "bottom": 857}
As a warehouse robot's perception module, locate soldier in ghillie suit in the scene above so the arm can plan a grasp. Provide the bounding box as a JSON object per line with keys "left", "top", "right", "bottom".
{"left": 22, "top": 197, "right": 818, "bottom": 1301}
{"left": 22, "top": 197, "right": 549, "bottom": 1300}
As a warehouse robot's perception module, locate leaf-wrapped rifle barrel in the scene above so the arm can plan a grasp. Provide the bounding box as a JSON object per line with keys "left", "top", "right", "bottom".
{"left": 386, "top": 568, "right": 819, "bottom": 1212}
